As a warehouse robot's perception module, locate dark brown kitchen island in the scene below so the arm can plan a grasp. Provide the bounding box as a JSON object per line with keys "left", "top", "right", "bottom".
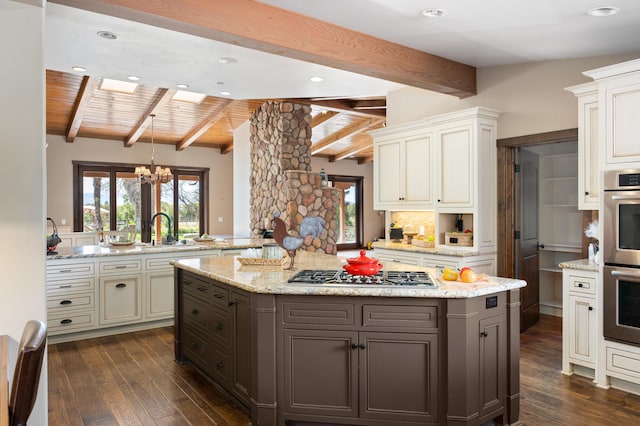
{"left": 172, "top": 251, "right": 525, "bottom": 426}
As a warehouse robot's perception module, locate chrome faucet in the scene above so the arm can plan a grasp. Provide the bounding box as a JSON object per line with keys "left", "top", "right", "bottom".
{"left": 150, "top": 212, "right": 175, "bottom": 244}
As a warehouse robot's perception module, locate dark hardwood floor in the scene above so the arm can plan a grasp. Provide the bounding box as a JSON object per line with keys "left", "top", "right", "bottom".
{"left": 48, "top": 315, "right": 640, "bottom": 425}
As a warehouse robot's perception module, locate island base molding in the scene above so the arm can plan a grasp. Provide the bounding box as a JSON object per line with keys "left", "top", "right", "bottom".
{"left": 174, "top": 269, "right": 521, "bottom": 425}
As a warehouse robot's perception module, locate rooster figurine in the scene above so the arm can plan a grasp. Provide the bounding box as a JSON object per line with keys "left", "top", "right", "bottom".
{"left": 273, "top": 216, "right": 325, "bottom": 270}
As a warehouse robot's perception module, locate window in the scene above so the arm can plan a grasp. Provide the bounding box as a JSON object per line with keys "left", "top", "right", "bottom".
{"left": 73, "top": 161, "right": 208, "bottom": 242}
{"left": 329, "top": 175, "right": 363, "bottom": 250}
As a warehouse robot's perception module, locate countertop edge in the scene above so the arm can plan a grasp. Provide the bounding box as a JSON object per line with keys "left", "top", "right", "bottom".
{"left": 558, "top": 259, "right": 599, "bottom": 272}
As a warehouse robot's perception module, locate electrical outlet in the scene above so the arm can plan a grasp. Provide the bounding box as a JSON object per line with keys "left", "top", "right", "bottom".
{"left": 61, "top": 218, "right": 66, "bottom": 225}
{"left": 218, "top": 217, "right": 223, "bottom": 222}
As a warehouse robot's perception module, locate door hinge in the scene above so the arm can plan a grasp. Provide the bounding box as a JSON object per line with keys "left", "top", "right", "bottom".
{"left": 514, "top": 230, "right": 521, "bottom": 240}
{"left": 514, "top": 164, "right": 521, "bottom": 173}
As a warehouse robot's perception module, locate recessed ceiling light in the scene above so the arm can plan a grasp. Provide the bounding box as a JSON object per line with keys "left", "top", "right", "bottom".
{"left": 219, "top": 57, "right": 238, "bottom": 64}
{"left": 71, "top": 66, "right": 86, "bottom": 72}
{"left": 97, "top": 30, "right": 118, "bottom": 40}
{"left": 587, "top": 6, "right": 621, "bottom": 16}
{"left": 309, "top": 76, "right": 324, "bottom": 83}
{"left": 127, "top": 75, "right": 140, "bottom": 81}
{"left": 176, "top": 83, "right": 189, "bottom": 89}
{"left": 421, "top": 8, "right": 446, "bottom": 18}
{"left": 99, "top": 78, "right": 138, "bottom": 94}
{"left": 219, "top": 91, "right": 232, "bottom": 96}
{"left": 172, "top": 90, "right": 207, "bottom": 104}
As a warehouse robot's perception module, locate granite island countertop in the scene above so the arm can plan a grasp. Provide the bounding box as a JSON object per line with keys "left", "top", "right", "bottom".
{"left": 172, "top": 250, "right": 526, "bottom": 298}
{"left": 558, "top": 258, "right": 599, "bottom": 272}
{"left": 46, "top": 238, "right": 271, "bottom": 260}
{"left": 371, "top": 240, "right": 481, "bottom": 256}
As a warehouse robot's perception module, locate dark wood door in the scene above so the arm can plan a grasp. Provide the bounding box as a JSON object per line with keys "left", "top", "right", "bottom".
{"left": 517, "top": 148, "right": 540, "bottom": 331}
{"left": 359, "top": 332, "right": 438, "bottom": 423}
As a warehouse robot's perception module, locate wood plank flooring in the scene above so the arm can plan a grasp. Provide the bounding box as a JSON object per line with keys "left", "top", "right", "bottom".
{"left": 48, "top": 315, "right": 640, "bottom": 425}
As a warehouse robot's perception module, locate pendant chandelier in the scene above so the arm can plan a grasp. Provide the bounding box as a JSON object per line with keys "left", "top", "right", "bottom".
{"left": 135, "top": 114, "right": 173, "bottom": 184}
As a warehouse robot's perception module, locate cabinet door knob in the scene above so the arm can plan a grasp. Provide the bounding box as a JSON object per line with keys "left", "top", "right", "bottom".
{"left": 480, "top": 331, "right": 488, "bottom": 337}
{"left": 359, "top": 343, "right": 366, "bottom": 349}
{"left": 191, "top": 309, "right": 199, "bottom": 315}
{"left": 115, "top": 283, "right": 127, "bottom": 288}
{"left": 216, "top": 361, "right": 224, "bottom": 368}
{"left": 216, "top": 323, "right": 224, "bottom": 330}
{"left": 588, "top": 306, "right": 594, "bottom": 311}
{"left": 585, "top": 191, "right": 589, "bottom": 195}
{"left": 228, "top": 301, "right": 235, "bottom": 307}
{"left": 351, "top": 343, "right": 358, "bottom": 349}
{"left": 578, "top": 283, "right": 583, "bottom": 288}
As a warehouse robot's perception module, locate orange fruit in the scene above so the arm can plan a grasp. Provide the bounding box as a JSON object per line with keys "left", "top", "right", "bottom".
{"left": 461, "top": 269, "right": 477, "bottom": 283}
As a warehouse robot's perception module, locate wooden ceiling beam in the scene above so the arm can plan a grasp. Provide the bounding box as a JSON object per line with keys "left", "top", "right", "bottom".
{"left": 66, "top": 75, "right": 98, "bottom": 142}
{"left": 177, "top": 99, "right": 237, "bottom": 151}
{"left": 358, "top": 155, "right": 374, "bottom": 165}
{"left": 311, "top": 118, "right": 384, "bottom": 155}
{"left": 351, "top": 99, "right": 386, "bottom": 110}
{"left": 51, "top": 0, "right": 476, "bottom": 97}
{"left": 311, "top": 110, "right": 340, "bottom": 128}
{"left": 297, "top": 99, "right": 386, "bottom": 119}
{"left": 124, "top": 88, "right": 176, "bottom": 147}
{"left": 220, "top": 143, "right": 233, "bottom": 155}
{"left": 330, "top": 135, "right": 373, "bottom": 162}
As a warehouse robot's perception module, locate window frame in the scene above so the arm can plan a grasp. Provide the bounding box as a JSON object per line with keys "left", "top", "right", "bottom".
{"left": 73, "top": 160, "right": 209, "bottom": 242}
{"left": 329, "top": 174, "right": 363, "bottom": 251}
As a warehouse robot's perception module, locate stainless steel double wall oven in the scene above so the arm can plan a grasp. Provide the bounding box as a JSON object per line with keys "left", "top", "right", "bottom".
{"left": 603, "top": 169, "right": 640, "bottom": 346}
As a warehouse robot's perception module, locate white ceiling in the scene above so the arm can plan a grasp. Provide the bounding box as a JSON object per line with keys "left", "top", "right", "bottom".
{"left": 45, "top": 0, "right": 640, "bottom": 100}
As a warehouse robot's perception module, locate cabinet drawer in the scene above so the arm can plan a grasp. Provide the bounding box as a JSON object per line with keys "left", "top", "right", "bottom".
{"left": 362, "top": 304, "right": 438, "bottom": 329}
{"left": 282, "top": 301, "right": 356, "bottom": 326}
{"left": 182, "top": 274, "right": 211, "bottom": 300}
{"left": 182, "top": 327, "right": 211, "bottom": 374}
{"left": 213, "top": 306, "right": 231, "bottom": 349}
{"left": 212, "top": 283, "right": 229, "bottom": 307}
{"left": 46, "top": 277, "right": 95, "bottom": 293}
{"left": 99, "top": 259, "right": 142, "bottom": 274}
{"left": 46, "top": 262, "right": 94, "bottom": 277}
{"left": 376, "top": 253, "right": 420, "bottom": 266}
{"left": 48, "top": 310, "right": 95, "bottom": 335}
{"left": 47, "top": 292, "right": 94, "bottom": 311}
{"left": 422, "top": 257, "right": 459, "bottom": 270}
{"left": 183, "top": 294, "right": 211, "bottom": 334}
{"left": 145, "top": 256, "right": 176, "bottom": 271}
{"left": 568, "top": 275, "right": 596, "bottom": 295}
{"left": 607, "top": 346, "right": 640, "bottom": 380}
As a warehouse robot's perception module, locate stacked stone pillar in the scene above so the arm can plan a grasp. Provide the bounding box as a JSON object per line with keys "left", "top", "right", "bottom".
{"left": 249, "top": 101, "right": 339, "bottom": 254}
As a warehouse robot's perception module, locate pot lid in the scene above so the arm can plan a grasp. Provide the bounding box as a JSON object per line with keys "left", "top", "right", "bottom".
{"left": 346, "top": 249, "right": 379, "bottom": 264}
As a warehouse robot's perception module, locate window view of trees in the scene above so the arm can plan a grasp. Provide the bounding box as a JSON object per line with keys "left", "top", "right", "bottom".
{"left": 74, "top": 162, "right": 208, "bottom": 242}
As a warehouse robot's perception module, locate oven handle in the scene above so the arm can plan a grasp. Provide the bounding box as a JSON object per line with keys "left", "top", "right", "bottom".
{"left": 610, "top": 195, "right": 640, "bottom": 201}
{"left": 611, "top": 270, "right": 640, "bottom": 279}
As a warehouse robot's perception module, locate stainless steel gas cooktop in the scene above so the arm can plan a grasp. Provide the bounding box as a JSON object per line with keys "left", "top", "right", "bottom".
{"left": 288, "top": 269, "right": 437, "bottom": 287}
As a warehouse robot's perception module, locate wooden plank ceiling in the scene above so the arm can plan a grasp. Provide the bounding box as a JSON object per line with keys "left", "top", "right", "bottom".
{"left": 46, "top": 70, "right": 386, "bottom": 164}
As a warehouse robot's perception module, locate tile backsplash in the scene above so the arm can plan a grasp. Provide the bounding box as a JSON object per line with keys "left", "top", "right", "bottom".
{"left": 389, "top": 211, "right": 435, "bottom": 237}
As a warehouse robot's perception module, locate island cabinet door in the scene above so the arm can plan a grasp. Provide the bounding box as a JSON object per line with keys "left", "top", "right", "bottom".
{"left": 230, "top": 290, "right": 250, "bottom": 406}
{"left": 478, "top": 314, "right": 506, "bottom": 419}
{"left": 283, "top": 329, "right": 359, "bottom": 418}
{"left": 359, "top": 332, "right": 439, "bottom": 423}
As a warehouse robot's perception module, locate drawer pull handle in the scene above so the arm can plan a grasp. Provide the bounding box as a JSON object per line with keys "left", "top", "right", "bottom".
{"left": 197, "top": 286, "right": 208, "bottom": 292}
{"left": 115, "top": 283, "right": 127, "bottom": 288}
{"left": 115, "top": 265, "right": 127, "bottom": 269}
{"left": 216, "top": 361, "right": 224, "bottom": 368}
{"left": 228, "top": 301, "right": 235, "bottom": 307}
{"left": 59, "top": 269, "right": 73, "bottom": 273}
{"left": 214, "top": 293, "right": 224, "bottom": 299}
{"left": 60, "top": 300, "right": 72, "bottom": 305}
{"left": 480, "top": 331, "right": 488, "bottom": 337}
{"left": 359, "top": 343, "right": 366, "bottom": 349}
{"left": 60, "top": 319, "right": 72, "bottom": 325}
{"left": 216, "top": 323, "right": 224, "bottom": 330}
{"left": 191, "top": 309, "right": 199, "bottom": 315}
{"left": 58, "top": 284, "right": 72, "bottom": 288}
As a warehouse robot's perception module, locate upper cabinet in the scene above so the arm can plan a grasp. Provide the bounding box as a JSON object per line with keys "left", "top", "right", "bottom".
{"left": 372, "top": 107, "right": 500, "bottom": 253}
{"left": 566, "top": 82, "right": 599, "bottom": 210}
{"left": 583, "top": 58, "right": 640, "bottom": 169}
{"left": 373, "top": 132, "right": 434, "bottom": 210}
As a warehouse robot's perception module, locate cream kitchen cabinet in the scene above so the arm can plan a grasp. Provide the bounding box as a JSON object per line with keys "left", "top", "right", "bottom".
{"left": 583, "top": 58, "right": 640, "bottom": 168}
{"left": 562, "top": 269, "right": 597, "bottom": 376}
{"left": 373, "top": 132, "right": 433, "bottom": 210}
{"left": 566, "top": 82, "right": 599, "bottom": 210}
{"left": 372, "top": 107, "right": 500, "bottom": 254}
{"left": 100, "top": 273, "right": 143, "bottom": 325}
{"left": 145, "top": 256, "right": 176, "bottom": 319}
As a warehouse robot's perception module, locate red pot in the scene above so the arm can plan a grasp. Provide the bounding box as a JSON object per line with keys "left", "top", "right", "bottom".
{"left": 343, "top": 250, "right": 383, "bottom": 276}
